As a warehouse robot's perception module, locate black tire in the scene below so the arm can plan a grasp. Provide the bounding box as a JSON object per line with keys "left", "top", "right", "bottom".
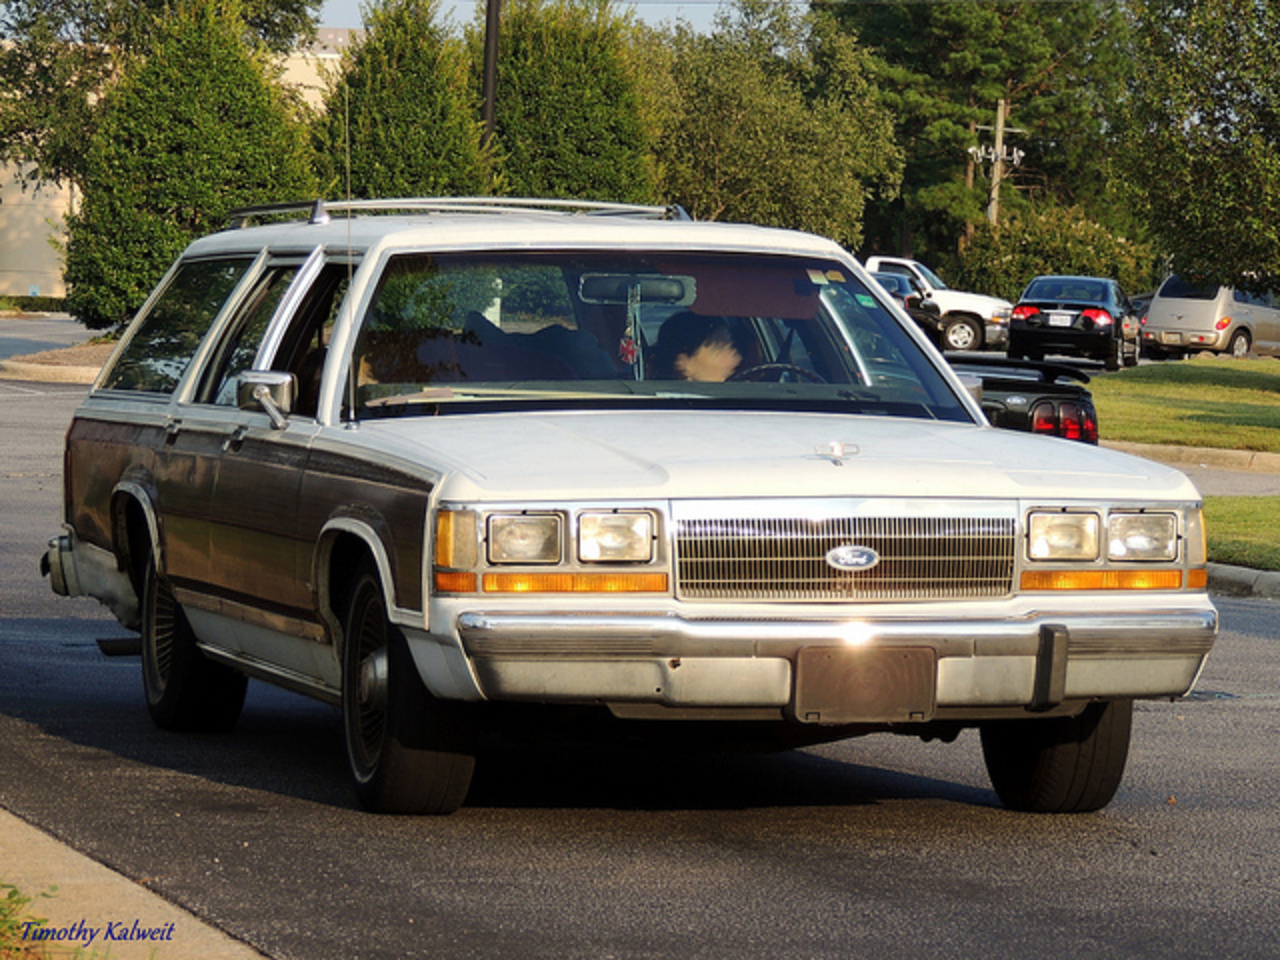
{"left": 141, "top": 558, "right": 246, "bottom": 732}
{"left": 943, "top": 317, "right": 982, "bottom": 352}
{"left": 980, "top": 700, "right": 1132, "bottom": 813}
{"left": 342, "top": 566, "right": 475, "bottom": 814}
{"left": 1104, "top": 337, "right": 1122, "bottom": 371}
{"left": 1227, "top": 329, "right": 1251, "bottom": 358}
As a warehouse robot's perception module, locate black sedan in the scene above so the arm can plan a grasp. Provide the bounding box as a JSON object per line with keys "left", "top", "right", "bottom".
{"left": 1006, "top": 275, "right": 1139, "bottom": 371}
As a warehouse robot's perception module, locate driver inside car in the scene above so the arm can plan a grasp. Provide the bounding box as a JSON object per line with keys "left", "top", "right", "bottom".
{"left": 652, "top": 312, "right": 743, "bottom": 382}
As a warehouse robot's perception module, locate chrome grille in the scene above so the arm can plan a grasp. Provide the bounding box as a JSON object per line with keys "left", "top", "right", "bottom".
{"left": 675, "top": 516, "right": 1016, "bottom": 601}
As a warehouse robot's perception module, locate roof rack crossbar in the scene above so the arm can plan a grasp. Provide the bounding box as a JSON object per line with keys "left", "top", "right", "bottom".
{"left": 225, "top": 197, "right": 690, "bottom": 228}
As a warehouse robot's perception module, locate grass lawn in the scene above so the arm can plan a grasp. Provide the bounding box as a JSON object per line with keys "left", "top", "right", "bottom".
{"left": 1204, "top": 496, "right": 1280, "bottom": 571}
{"left": 1089, "top": 355, "right": 1280, "bottom": 452}
{"left": 1066, "top": 356, "right": 1280, "bottom": 570}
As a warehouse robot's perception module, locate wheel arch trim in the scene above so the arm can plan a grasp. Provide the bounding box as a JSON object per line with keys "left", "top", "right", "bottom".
{"left": 315, "top": 517, "right": 421, "bottom": 634}
{"left": 110, "top": 478, "right": 162, "bottom": 590}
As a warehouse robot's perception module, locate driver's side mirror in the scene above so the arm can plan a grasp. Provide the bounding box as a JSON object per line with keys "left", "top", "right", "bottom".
{"left": 237, "top": 370, "right": 296, "bottom": 429}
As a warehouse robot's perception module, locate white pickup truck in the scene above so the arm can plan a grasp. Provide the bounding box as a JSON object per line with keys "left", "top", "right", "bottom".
{"left": 865, "top": 256, "right": 1012, "bottom": 351}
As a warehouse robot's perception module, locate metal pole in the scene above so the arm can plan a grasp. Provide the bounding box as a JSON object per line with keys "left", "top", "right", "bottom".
{"left": 482, "top": 0, "right": 501, "bottom": 148}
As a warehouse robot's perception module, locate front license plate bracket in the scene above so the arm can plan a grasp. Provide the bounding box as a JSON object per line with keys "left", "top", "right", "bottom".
{"left": 794, "top": 647, "right": 937, "bottom": 724}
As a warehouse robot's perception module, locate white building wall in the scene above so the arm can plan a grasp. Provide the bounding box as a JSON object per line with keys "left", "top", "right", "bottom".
{"left": 0, "top": 171, "right": 72, "bottom": 299}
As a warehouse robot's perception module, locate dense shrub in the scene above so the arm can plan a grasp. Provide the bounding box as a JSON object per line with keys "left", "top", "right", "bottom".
{"left": 485, "top": 0, "right": 654, "bottom": 202}
{"left": 64, "top": 1, "right": 315, "bottom": 330}
{"left": 953, "top": 206, "right": 1162, "bottom": 302}
{"left": 315, "top": 0, "right": 492, "bottom": 199}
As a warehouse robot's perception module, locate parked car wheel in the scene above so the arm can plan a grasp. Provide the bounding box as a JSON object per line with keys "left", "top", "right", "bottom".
{"left": 1228, "top": 329, "right": 1251, "bottom": 358}
{"left": 141, "top": 556, "right": 246, "bottom": 732}
{"left": 942, "top": 317, "right": 982, "bottom": 351}
{"left": 1123, "top": 338, "right": 1139, "bottom": 367}
{"left": 1104, "top": 337, "right": 1122, "bottom": 371}
{"left": 342, "top": 564, "right": 475, "bottom": 815}
{"left": 979, "top": 700, "right": 1132, "bottom": 813}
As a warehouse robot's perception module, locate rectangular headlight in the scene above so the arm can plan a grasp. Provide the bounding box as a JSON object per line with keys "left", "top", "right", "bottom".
{"left": 488, "top": 514, "right": 562, "bottom": 564}
{"left": 578, "top": 511, "right": 653, "bottom": 563}
{"left": 1028, "top": 512, "right": 1099, "bottom": 561}
{"left": 1107, "top": 513, "right": 1178, "bottom": 561}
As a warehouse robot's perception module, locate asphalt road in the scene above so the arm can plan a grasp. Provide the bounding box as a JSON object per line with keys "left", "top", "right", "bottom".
{"left": 2, "top": 358, "right": 1279, "bottom": 959}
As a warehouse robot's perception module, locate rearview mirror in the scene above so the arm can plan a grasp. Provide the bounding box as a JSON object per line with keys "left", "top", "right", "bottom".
{"left": 579, "top": 273, "right": 695, "bottom": 306}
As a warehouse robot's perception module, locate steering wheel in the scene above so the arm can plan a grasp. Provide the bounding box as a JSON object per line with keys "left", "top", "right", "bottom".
{"left": 728, "top": 363, "right": 827, "bottom": 384}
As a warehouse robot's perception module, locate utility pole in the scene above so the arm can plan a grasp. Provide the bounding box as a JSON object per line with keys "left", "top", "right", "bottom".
{"left": 988, "top": 98, "right": 1007, "bottom": 225}
{"left": 967, "top": 98, "right": 1026, "bottom": 228}
{"left": 482, "top": 0, "right": 500, "bottom": 148}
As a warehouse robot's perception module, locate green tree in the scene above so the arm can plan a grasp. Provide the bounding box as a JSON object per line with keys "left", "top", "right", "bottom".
{"left": 954, "top": 206, "right": 1160, "bottom": 303}
{"left": 483, "top": 0, "right": 654, "bottom": 202}
{"left": 834, "top": 1, "right": 1133, "bottom": 259}
{"left": 63, "top": 0, "right": 317, "bottom": 329}
{"left": 1122, "top": 0, "right": 1280, "bottom": 290}
{"left": 0, "top": 0, "right": 319, "bottom": 191}
{"left": 652, "top": 0, "right": 901, "bottom": 248}
{"left": 316, "top": 0, "right": 492, "bottom": 198}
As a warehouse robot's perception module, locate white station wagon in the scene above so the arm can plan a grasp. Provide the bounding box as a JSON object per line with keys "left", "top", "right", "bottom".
{"left": 44, "top": 198, "right": 1218, "bottom": 814}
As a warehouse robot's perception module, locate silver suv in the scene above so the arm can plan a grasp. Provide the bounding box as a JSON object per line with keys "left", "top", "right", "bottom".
{"left": 1142, "top": 274, "right": 1280, "bottom": 359}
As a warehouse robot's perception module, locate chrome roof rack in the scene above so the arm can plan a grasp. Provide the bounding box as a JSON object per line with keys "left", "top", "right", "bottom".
{"left": 225, "top": 197, "right": 692, "bottom": 229}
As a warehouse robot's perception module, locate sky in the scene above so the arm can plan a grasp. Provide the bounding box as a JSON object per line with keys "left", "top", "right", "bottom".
{"left": 319, "top": 0, "right": 721, "bottom": 33}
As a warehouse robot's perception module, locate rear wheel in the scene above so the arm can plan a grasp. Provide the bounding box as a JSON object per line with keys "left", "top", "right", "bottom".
{"left": 980, "top": 700, "right": 1132, "bottom": 813}
{"left": 1228, "top": 329, "right": 1251, "bottom": 358}
{"left": 1104, "top": 337, "right": 1122, "bottom": 371}
{"left": 141, "top": 557, "right": 246, "bottom": 732}
{"left": 1123, "top": 337, "right": 1139, "bottom": 367}
{"left": 342, "top": 566, "right": 475, "bottom": 814}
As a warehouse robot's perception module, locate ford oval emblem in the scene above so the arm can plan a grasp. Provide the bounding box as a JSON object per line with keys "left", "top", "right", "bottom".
{"left": 825, "top": 545, "right": 880, "bottom": 572}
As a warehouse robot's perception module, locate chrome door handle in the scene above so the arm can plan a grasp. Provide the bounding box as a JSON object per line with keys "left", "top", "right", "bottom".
{"left": 222, "top": 425, "right": 250, "bottom": 452}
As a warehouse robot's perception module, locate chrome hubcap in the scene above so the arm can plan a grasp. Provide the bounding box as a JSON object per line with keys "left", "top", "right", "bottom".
{"left": 359, "top": 648, "right": 388, "bottom": 713}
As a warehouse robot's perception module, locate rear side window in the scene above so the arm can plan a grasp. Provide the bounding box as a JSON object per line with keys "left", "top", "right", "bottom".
{"left": 1157, "top": 275, "right": 1218, "bottom": 301}
{"left": 100, "top": 257, "right": 252, "bottom": 394}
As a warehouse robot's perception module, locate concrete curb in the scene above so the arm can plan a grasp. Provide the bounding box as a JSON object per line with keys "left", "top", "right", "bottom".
{"left": 0, "top": 358, "right": 100, "bottom": 383}
{"left": 1103, "top": 440, "right": 1280, "bottom": 475}
{"left": 1207, "top": 562, "right": 1280, "bottom": 600}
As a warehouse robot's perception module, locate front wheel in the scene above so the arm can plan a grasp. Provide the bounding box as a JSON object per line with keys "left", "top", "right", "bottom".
{"left": 141, "top": 557, "right": 246, "bottom": 732}
{"left": 342, "top": 567, "right": 475, "bottom": 814}
{"left": 979, "top": 700, "right": 1133, "bottom": 813}
{"left": 942, "top": 317, "right": 982, "bottom": 352}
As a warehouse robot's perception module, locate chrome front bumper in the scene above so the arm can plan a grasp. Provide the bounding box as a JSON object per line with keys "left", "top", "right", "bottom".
{"left": 456, "top": 607, "right": 1218, "bottom": 721}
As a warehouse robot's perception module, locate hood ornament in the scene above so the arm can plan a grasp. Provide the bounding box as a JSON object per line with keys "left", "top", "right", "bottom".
{"left": 813, "top": 441, "right": 859, "bottom": 466}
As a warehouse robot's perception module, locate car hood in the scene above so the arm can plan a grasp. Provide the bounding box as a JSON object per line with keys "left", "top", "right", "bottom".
{"left": 356, "top": 410, "right": 1200, "bottom": 503}
{"left": 942, "top": 290, "right": 1013, "bottom": 312}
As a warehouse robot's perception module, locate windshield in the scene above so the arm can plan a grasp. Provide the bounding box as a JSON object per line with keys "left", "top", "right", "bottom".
{"left": 348, "top": 251, "right": 969, "bottom": 423}
{"left": 914, "top": 262, "right": 948, "bottom": 290}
